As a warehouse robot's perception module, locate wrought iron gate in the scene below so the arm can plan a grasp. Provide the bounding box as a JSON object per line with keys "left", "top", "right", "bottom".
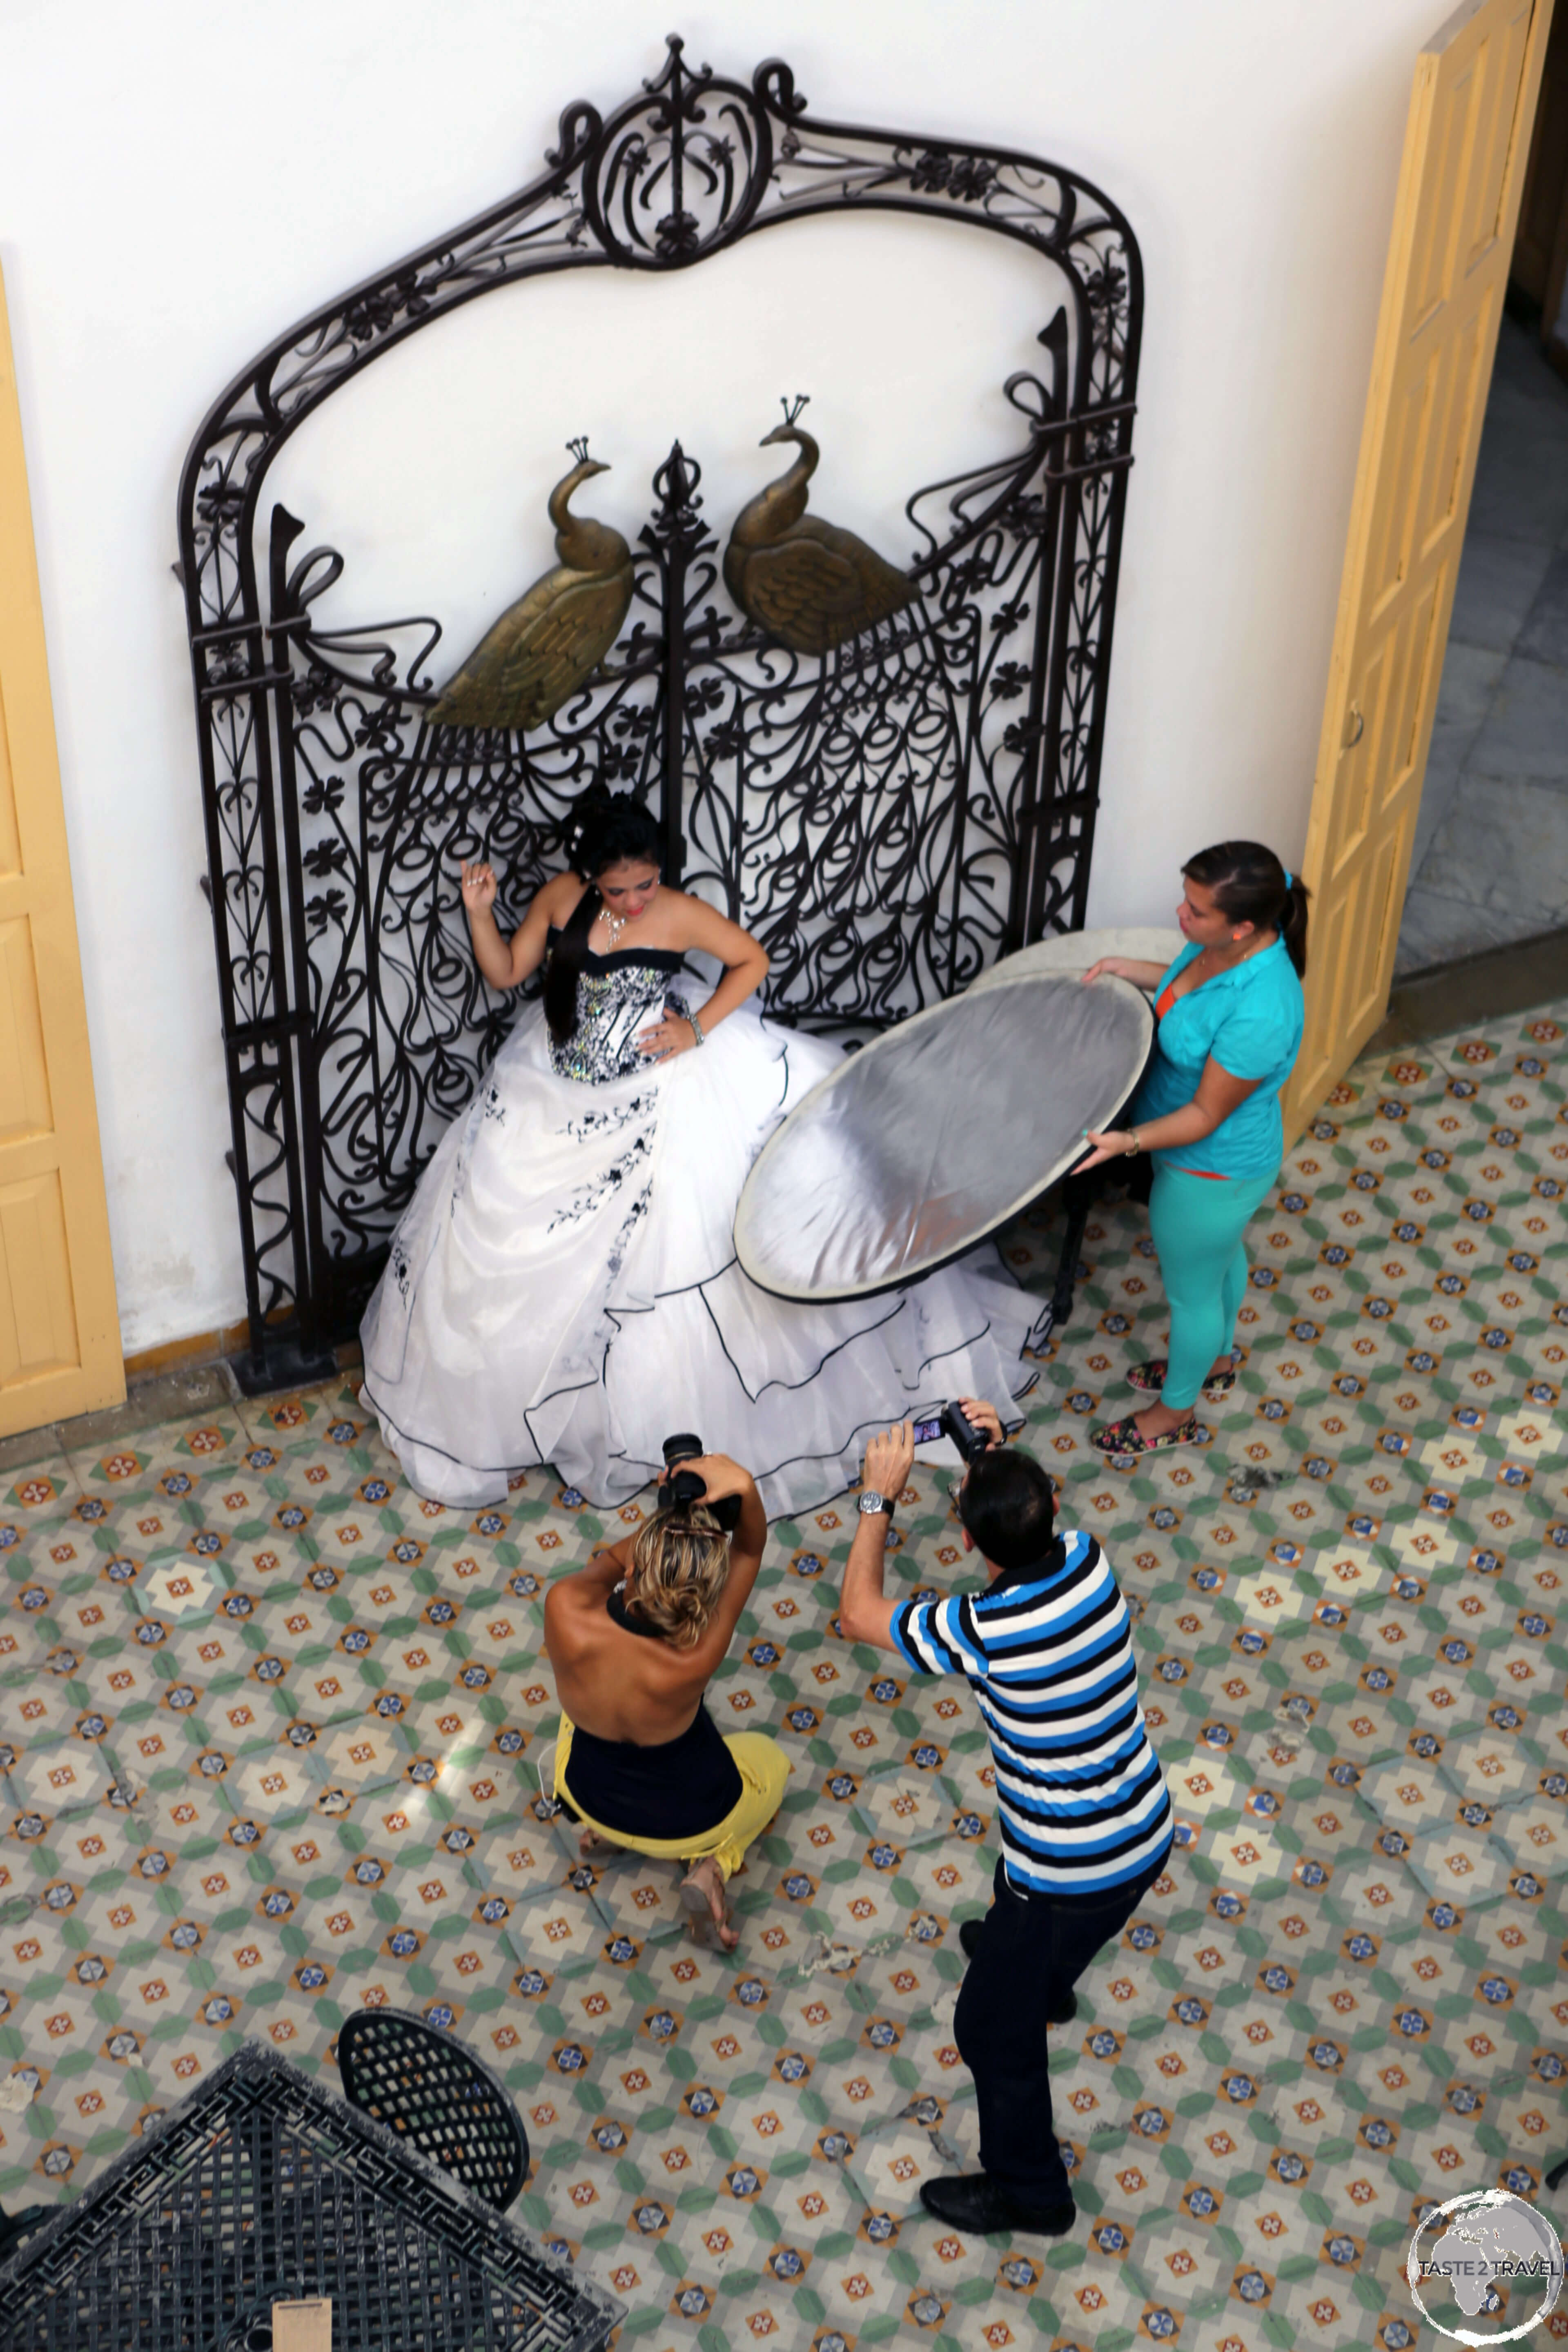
{"left": 177, "top": 35, "right": 1143, "bottom": 1389}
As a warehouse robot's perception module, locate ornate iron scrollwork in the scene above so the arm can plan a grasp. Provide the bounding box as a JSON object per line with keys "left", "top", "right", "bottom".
{"left": 176, "top": 34, "right": 1143, "bottom": 1388}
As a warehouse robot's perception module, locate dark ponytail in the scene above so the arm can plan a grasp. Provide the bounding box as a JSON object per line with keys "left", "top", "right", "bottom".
{"left": 543, "top": 785, "right": 665, "bottom": 1045}
{"left": 1182, "top": 840, "right": 1310, "bottom": 977}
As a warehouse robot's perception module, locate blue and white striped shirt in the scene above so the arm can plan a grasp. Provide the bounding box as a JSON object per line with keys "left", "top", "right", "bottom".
{"left": 891, "top": 1529, "right": 1173, "bottom": 1896}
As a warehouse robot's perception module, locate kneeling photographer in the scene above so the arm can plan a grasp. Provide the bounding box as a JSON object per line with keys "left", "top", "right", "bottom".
{"left": 543, "top": 1436, "right": 788, "bottom": 1951}
{"left": 838, "top": 1399, "right": 1174, "bottom": 2238}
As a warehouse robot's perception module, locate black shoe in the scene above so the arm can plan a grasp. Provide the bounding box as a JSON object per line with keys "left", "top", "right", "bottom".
{"left": 919, "top": 2173, "right": 1076, "bottom": 2236}
{"left": 956, "top": 1918, "right": 1078, "bottom": 2024}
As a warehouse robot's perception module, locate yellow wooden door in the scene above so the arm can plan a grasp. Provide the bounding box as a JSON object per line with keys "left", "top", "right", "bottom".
{"left": 0, "top": 262, "right": 122, "bottom": 1432}
{"left": 1285, "top": 0, "right": 1552, "bottom": 1137}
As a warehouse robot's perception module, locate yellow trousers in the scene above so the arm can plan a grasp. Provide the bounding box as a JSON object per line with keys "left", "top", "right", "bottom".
{"left": 552, "top": 1717, "right": 789, "bottom": 1882}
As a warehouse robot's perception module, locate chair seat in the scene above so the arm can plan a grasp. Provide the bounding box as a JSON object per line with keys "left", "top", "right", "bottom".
{"left": 336, "top": 2007, "right": 529, "bottom": 2212}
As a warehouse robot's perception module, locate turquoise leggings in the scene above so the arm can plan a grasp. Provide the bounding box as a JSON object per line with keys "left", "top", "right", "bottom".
{"left": 1148, "top": 1163, "right": 1278, "bottom": 1410}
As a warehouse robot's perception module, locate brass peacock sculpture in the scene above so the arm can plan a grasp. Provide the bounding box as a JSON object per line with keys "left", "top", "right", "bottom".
{"left": 429, "top": 439, "right": 634, "bottom": 731}
{"left": 723, "top": 397, "right": 918, "bottom": 656}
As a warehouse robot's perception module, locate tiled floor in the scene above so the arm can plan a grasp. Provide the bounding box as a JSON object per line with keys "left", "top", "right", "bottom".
{"left": 4, "top": 998, "right": 1568, "bottom": 2351}
{"left": 1399, "top": 315, "right": 1568, "bottom": 976}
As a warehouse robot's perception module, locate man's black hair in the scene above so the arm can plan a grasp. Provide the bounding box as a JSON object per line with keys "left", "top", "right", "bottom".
{"left": 956, "top": 1445, "right": 1056, "bottom": 1570}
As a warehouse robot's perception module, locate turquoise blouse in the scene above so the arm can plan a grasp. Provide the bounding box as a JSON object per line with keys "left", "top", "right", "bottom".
{"left": 1130, "top": 938, "right": 1305, "bottom": 1180}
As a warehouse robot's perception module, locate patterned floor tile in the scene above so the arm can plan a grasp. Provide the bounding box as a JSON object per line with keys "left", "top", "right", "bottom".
{"left": 7, "top": 1000, "right": 1568, "bottom": 2344}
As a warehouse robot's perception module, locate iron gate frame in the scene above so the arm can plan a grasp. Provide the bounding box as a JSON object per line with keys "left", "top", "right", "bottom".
{"left": 177, "top": 33, "right": 1143, "bottom": 1391}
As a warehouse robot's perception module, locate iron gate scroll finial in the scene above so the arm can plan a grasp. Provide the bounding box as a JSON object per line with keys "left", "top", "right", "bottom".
{"left": 176, "top": 34, "right": 1142, "bottom": 1382}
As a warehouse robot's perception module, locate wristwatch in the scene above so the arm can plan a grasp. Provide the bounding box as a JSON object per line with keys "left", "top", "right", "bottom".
{"left": 858, "top": 1492, "right": 893, "bottom": 1518}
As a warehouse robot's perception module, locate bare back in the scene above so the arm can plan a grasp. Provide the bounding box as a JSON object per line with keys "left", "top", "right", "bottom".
{"left": 547, "top": 1584, "right": 723, "bottom": 1744}
{"left": 543, "top": 1467, "right": 766, "bottom": 1745}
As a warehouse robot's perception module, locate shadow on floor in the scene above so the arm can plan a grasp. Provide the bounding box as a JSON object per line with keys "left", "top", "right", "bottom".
{"left": 1371, "top": 918, "right": 1568, "bottom": 1051}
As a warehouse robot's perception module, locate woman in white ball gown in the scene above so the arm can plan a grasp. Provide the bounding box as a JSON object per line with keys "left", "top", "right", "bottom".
{"left": 360, "top": 786, "right": 1039, "bottom": 1514}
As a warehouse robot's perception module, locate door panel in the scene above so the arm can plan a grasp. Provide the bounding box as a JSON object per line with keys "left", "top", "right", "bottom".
{"left": 1286, "top": 0, "right": 1552, "bottom": 1138}
{"left": 0, "top": 914, "right": 56, "bottom": 1143}
{"left": 0, "top": 1172, "right": 78, "bottom": 1385}
{"left": 0, "top": 263, "right": 122, "bottom": 1431}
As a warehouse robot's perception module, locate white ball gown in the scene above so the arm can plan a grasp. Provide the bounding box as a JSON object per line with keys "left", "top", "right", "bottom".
{"left": 359, "top": 938, "right": 1041, "bottom": 1514}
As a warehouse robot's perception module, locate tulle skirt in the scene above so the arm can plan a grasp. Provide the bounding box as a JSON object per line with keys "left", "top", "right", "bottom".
{"left": 359, "top": 999, "right": 1041, "bottom": 1515}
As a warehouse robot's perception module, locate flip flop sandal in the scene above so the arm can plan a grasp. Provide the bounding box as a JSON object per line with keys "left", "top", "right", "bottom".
{"left": 679, "top": 1873, "right": 735, "bottom": 1950}
{"left": 1090, "top": 1412, "right": 1202, "bottom": 1456}
{"left": 1128, "top": 1359, "right": 1237, "bottom": 1397}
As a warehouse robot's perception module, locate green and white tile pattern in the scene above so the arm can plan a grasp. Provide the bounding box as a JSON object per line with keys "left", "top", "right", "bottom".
{"left": 3, "top": 1001, "right": 1568, "bottom": 2352}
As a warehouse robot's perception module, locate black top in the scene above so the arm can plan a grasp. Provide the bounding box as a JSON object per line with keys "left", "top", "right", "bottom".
{"left": 544, "top": 922, "right": 685, "bottom": 976}
{"left": 561, "top": 1584, "right": 744, "bottom": 1840}
{"left": 606, "top": 1580, "right": 659, "bottom": 1637}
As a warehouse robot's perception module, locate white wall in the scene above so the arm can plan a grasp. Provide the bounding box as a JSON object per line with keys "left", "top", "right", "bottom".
{"left": 0, "top": 0, "right": 1442, "bottom": 1355}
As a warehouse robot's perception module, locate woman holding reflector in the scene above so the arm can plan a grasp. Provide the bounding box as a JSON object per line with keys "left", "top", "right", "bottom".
{"left": 1074, "top": 842, "right": 1308, "bottom": 1456}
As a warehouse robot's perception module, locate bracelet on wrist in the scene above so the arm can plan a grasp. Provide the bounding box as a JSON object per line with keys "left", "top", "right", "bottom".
{"left": 689, "top": 1010, "right": 706, "bottom": 1048}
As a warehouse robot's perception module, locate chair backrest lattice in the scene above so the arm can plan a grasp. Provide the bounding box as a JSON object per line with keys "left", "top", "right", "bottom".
{"left": 336, "top": 2008, "right": 528, "bottom": 2212}
{"left": 0, "top": 2043, "right": 609, "bottom": 2351}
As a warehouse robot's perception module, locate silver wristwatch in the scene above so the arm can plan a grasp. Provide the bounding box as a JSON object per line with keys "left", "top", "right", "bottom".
{"left": 857, "top": 1491, "right": 893, "bottom": 1518}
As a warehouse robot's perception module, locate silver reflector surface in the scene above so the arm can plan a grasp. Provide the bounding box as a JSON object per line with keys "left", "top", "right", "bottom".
{"left": 734, "top": 971, "right": 1153, "bottom": 1301}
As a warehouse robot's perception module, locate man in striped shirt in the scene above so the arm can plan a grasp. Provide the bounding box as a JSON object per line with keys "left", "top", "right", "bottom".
{"left": 839, "top": 1401, "right": 1173, "bottom": 2236}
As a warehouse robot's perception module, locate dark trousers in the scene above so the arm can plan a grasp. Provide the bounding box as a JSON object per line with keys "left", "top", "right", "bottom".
{"left": 953, "top": 1845, "right": 1172, "bottom": 2207}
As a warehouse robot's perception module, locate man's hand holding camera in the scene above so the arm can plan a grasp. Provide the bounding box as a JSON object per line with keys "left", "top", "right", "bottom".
{"left": 839, "top": 1398, "right": 1002, "bottom": 1653}
{"left": 862, "top": 1421, "right": 915, "bottom": 1508}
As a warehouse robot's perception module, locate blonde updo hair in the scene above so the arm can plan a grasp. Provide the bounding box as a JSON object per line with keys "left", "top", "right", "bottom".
{"left": 626, "top": 1506, "right": 731, "bottom": 1648}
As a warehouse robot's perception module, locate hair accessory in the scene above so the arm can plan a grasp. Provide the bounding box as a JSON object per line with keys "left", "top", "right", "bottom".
{"left": 1282, "top": 869, "right": 1294, "bottom": 890}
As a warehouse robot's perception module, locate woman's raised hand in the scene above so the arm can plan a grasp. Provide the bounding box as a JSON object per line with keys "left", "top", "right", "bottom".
{"left": 460, "top": 860, "right": 498, "bottom": 915}
{"left": 672, "top": 1452, "right": 753, "bottom": 1502}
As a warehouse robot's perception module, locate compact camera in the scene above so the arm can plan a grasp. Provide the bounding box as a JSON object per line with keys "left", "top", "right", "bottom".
{"left": 911, "top": 1401, "right": 991, "bottom": 1466}
{"left": 656, "top": 1432, "right": 744, "bottom": 1532}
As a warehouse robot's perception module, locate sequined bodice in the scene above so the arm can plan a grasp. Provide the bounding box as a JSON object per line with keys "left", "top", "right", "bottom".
{"left": 546, "top": 933, "right": 688, "bottom": 1084}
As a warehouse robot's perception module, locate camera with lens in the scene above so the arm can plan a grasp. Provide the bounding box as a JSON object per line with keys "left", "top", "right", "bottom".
{"left": 656, "top": 1432, "right": 744, "bottom": 1532}
{"left": 911, "top": 1401, "right": 992, "bottom": 1466}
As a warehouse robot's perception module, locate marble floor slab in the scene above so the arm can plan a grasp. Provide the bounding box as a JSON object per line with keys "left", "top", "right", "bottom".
{"left": 1397, "top": 317, "right": 1568, "bottom": 978}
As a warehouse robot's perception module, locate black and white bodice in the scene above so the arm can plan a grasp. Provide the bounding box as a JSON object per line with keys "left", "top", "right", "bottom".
{"left": 546, "top": 933, "right": 690, "bottom": 1085}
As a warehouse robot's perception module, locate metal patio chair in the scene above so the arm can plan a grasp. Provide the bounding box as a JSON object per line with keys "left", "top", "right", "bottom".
{"left": 336, "top": 2008, "right": 529, "bottom": 2212}
{"left": 0, "top": 2200, "right": 47, "bottom": 2265}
